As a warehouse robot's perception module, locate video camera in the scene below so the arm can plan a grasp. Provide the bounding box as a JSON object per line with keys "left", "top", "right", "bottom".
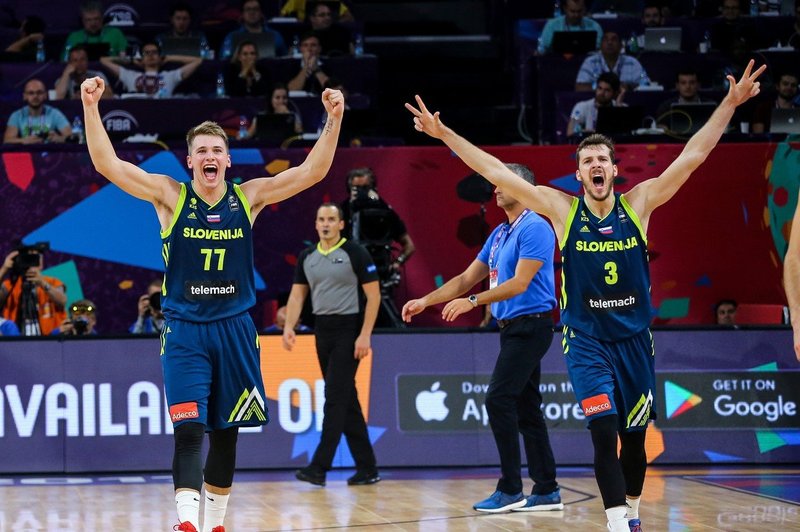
{"left": 11, "top": 242, "right": 49, "bottom": 276}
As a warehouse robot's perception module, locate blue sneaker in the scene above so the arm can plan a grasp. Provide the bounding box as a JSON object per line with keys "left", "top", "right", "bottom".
{"left": 512, "top": 487, "right": 565, "bottom": 512}
{"left": 472, "top": 490, "right": 526, "bottom": 513}
{"left": 629, "top": 518, "right": 642, "bottom": 532}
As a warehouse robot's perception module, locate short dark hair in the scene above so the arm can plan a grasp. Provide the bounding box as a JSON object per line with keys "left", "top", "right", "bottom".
{"left": 576, "top": 134, "right": 616, "bottom": 165}
{"left": 675, "top": 68, "right": 699, "bottom": 82}
{"left": 141, "top": 40, "right": 163, "bottom": 55}
{"left": 715, "top": 299, "right": 738, "bottom": 313}
{"left": 318, "top": 202, "right": 343, "bottom": 220}
{"left": 22, "top": 15, "right": 46, "bottom": 35}
{"left": 299, "top": 30, "right": 320, "bottom": 45}
{"left": 169, "top": 2, "right": 193, "bottom": 17}
{"left": 597, "top": 72, "right": 621, "bottom": 93}
{"left": 505, "top": 163, "right": 536, "bottom": 185}
{"left": 778, "top": 72, "right": 799, "bottom": 84}
{"left": 68, "top": 44, "right": 88, "bottom": 57}
{"left": 240, "top": 0, "right": 262, "bottom": 10}
{"left": 346, "top": 167, "right": 377, "bottom": 189}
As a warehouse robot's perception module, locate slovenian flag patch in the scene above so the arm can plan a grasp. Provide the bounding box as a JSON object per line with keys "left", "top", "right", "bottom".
{"left": 207, "top": 214, "right": 221, "bottom": 223}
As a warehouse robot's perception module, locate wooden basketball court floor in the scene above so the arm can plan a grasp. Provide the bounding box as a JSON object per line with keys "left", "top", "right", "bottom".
{"left": 1, "top": 465, "right": 798, "bottom": 531}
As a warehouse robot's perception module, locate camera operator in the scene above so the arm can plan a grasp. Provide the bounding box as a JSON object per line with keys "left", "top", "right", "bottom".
{"left": 0, "top": 244, "right": 67, "bottom": 336}
{"left": 52, "top": 299, "right": 98, "bottom": 336}
{"left": 341, "top": 167, "right": 415, "bottom": 327}
{"left": 129, "top": 278, "right": 165, "bottom": 334}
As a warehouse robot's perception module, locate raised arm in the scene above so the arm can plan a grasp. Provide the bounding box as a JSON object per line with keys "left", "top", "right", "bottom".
{"left": 99, "top": 56, "right": 122, "bottom": 79}
{"left": 626, "top": 60, "right": 766, "bottom": 220}
{"left": 241, "top": 88, "right": 344, "bottom": 217}
{"left": 404, "top": 95, "right": 573, "bottom": 230}
{"left": 167, "top": 55, "right": 203, "bottom": 80}
{"left": 81, "top": 77, "right": 178, "bottom": 218}
{"left": 784, "top": 191, "right": 800, "bottom": 363}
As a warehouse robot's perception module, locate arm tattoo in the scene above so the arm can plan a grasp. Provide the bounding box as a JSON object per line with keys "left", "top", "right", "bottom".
{"left": 324, "top": 118, "right": 334, "bottom": 136}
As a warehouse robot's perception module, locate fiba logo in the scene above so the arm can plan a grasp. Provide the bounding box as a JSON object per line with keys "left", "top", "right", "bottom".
{"left": 102, "top": 110, "right": 139, "bottom": 133}
{"left": 104, "top": 4, "right": 139, "bottom": 27}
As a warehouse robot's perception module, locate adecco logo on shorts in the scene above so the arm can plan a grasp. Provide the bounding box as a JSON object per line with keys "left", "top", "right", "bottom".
{"left": 102, "top": 110, "right": 139, "bottom": 133}
{"left": 657, "top": 372, "right": 800, "bottom": 429}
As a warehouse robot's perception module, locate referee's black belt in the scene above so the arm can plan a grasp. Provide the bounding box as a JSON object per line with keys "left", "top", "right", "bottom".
{"left": 496, "top": 311, "right": 552, "bottom": 329}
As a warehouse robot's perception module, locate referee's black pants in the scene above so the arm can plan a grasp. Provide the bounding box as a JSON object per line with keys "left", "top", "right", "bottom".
{"left": 310, "top": 314, "right": 376, "bottom": 471}
{"left": 486, "top": 315, "right": 558, "bottom": 495}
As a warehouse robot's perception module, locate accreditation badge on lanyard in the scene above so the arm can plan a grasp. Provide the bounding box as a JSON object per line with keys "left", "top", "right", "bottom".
{"left": 487, "top": 209, "right": 530, "bottom": 290}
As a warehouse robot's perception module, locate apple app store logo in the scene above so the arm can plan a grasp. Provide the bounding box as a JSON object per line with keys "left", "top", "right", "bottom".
{"left": 415, "top": 381, "right": 449, "bottom": 422}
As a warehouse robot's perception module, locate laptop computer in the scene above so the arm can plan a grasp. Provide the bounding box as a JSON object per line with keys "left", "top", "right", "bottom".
{"left": 595, "top": 105, "right": 645, "bottom": 136}
{"left": 160, "top": 37, "right": 202, "bottom": 57}
{"left": 82, "top": 42, "right": 111, "bottom": 61}
{"left": 253, "top": 112, "right": 297, "bottom": 145}
{"left": 230, "top": 32, "right": 276, "bottom": 59}
{"left": 551, "top": 31, "right": 597, "bottom": 54}
{"left": 644, "top": 27, "right": 682, "bottom": 52}
{"left": 770, "top": 108, "right": 800, "bottom": 134}
{"left": 669, "top": 102, "right": 716, "bottom": 135}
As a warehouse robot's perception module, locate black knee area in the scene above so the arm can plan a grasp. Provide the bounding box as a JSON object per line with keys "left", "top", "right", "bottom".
{"left": 204, "top": 427, "right": 239, "bottom": 489}
{"left": 620, "top": 429, "right": 647, "bottom": 497}
{"left": 173, "top": 422, "right": 205, "bottom": 491}
{"left": 589, "top": 415, "right": 626, "bottom": 509}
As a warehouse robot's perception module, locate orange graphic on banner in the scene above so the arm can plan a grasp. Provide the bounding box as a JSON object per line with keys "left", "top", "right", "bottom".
{"left": 259, "top": 335, "right": 373, "bottom": 420}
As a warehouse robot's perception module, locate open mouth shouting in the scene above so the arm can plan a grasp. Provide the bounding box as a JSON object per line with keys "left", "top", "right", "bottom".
{"left": 202, "top": 164, "right": 219, "bottom": 180}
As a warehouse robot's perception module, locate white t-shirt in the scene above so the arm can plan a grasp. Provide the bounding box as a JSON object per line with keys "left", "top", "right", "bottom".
{"left": 117, "top": 67, "right": 183, "bottom": 97}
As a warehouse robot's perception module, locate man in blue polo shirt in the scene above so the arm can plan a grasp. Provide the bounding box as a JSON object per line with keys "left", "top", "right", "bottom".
{"left": 401, "top": 164, "right": 562, "bottom": 513}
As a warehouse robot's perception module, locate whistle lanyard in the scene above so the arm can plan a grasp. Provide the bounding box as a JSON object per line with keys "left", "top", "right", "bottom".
{"left": 488, "top": 209, "right": 530, "bottom": 269}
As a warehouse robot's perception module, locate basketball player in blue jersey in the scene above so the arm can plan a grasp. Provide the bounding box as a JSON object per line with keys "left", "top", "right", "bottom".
{"left": 406, "top": 60, "right": 765, "bottom": 532}
{"left": 80, "top": 76, "right": 344, "bottom": 532}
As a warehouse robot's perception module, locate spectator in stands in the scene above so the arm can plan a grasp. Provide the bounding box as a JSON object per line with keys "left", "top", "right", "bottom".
{"left": 636, "top": 2, "right": 664, "bottom": 50}
{"left": 281, "top": 0, "right": 354, "bottom": 23}
{"left": 656, "top": 68, "right": 716, "bottom": 128}
{"left": 711, "top": 0, "right": 760, "bottom": 57}
{"left": 55, "top": 45, "right": 114, "bottom": 100}
{"left": 3, "top": 79, "right": 71, "bottom": 144}
{"left": 575, "top": 31, "right": 649, "bottom": 92}
{"left": 130, "top": 278, "right": 164, "bottom": 334}
{"left": 101, "top": 40, "right": 203, "bottom": 98}
{"left": 665, "top": 0, "right": 725, "bottom": 17}
{"left": 752, "top": 72, "right": 800, "bottom": 133}
{"left": 0, "top": 317, "right": 20, "bottom": 336}
{"left": 220, "top": 0, "right": 288, "bottom": 59}
{"left": 224, "top": 40, "right": 271, "bottom": 97}
{"left": 156, "top": 2, "right": 209, "bottom": 49}
{"left": 715, "top": 299, "right": 738, "bottom": 326}
{"left": 306, "top": 1, "right": 353, "bottom": 56}
{"left": 782, "top": 1, "right": 800, "bottom": 48}
{"left": 263, "top": 305, "right": 312, "bottom": 332}
{"left": 247, "top": 83, "right": 304, "bottom": 138}
{"left": 567, "top": 71, "right": 625, "bottom": 137}
{"left": 62, "top": 0, "right": 128, "bottom": 60}
{"left": 537, "top": 0, "right": 603, "bottom": 55}
{"left": 288, "top": 32, "right": 330, "bottom": 93}
{"left": 53, "top": 299, "right": 98, "bottom": 336}
{"left": 4, "top": 15, "right": 46, "bottom": 62}
{"left": 0, "top": 244, "right": 67, "bottom": 336}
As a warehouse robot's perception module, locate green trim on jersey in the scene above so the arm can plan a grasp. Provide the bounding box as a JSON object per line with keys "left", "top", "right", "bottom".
{"left": 160, "top": 182, "right": 187, "bottom": 239}
{"left": 619, "top": 194, "right": 647, "bottom": 245}
{"left": 192, "top": 181, "right": 228, "bottom": 209}
{"left": 317, "top": 237, "right": 347, "bottom": 256}
{"left": 233, "top": 183, "right": 253, "bottom": 225}
{"left": 560, "top": 198, "right": 581, "bottom": 310}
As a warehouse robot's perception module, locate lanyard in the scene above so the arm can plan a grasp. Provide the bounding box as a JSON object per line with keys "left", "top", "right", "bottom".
{"left": 488, "top": 209, "right": 530, "bottom": 269}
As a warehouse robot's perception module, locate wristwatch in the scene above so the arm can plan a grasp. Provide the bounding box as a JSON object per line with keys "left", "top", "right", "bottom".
{"left": 468, "top": 294, "right": 478, "bottom": 307}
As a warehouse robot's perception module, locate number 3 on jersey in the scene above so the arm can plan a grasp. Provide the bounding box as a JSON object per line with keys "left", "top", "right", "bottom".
{"left": 201, "top": 248, "right": 226, "bottom": 271}
{"left": 604, "top": 261, "right": 618, "bottom": 285}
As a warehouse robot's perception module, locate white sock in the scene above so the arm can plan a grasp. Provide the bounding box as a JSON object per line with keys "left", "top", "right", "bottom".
{"left": 606, "top": 505, "right": 628, "bottom": 532}
{"left": 626, "top": 496, "right": 640, "bottom": 519}
{"left": 175, "top": 490, "right": 200, "bottom": 528}
{"left": 202, "top": 491, "right": 230, "bottom": 532}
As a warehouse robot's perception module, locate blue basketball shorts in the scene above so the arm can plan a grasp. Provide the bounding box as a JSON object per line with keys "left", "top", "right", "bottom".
{"left": 160, "top": 312, "right": 269, "bottom": 430}
{"left": 562, "top": 326, "right": 656, "bottom": 432}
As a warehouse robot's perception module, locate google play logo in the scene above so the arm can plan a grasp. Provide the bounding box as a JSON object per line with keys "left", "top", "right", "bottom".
{"left": 664, "top": 381, "right": 703, "bottom": 419}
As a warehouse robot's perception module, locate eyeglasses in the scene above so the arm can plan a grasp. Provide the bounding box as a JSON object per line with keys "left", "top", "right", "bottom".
{"left": 24, "top": 90, "right": 46, "bottom": 95}
{"left": 313, "top": 11, "right": 332, "bottom": 17}
{"left": 142, "top": 49, "right": 160, "bottom": 55}
{"left": 71, "top": 304, "right": 95, "bottom": 314}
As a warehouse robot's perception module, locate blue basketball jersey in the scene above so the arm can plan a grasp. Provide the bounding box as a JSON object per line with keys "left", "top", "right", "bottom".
{"left": 161, "top": 182, "right": 256, "bottom": 322}
{"left": 560, "top": 193, "right": 651, "bottom": 340}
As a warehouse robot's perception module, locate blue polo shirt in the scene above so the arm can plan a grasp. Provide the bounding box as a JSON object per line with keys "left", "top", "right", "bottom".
{"left": 477, "top": 211, "right": 556, "bottom": 320}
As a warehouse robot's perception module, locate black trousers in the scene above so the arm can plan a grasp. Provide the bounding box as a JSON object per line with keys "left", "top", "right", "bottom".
{"left": 486, "top": 315, "right": 558, "bottom": 495}
{"left": 310, "top": 314, "right": 376, "bottom": 470}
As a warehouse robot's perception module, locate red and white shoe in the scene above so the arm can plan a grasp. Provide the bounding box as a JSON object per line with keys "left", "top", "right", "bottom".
{"left": 173, "top": 523, "right": 198, "bottom": 532}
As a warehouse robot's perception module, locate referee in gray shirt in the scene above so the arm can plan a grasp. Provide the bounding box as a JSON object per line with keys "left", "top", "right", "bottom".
{"left": 283, "top": 202, "right": 382, "bottom": 486}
